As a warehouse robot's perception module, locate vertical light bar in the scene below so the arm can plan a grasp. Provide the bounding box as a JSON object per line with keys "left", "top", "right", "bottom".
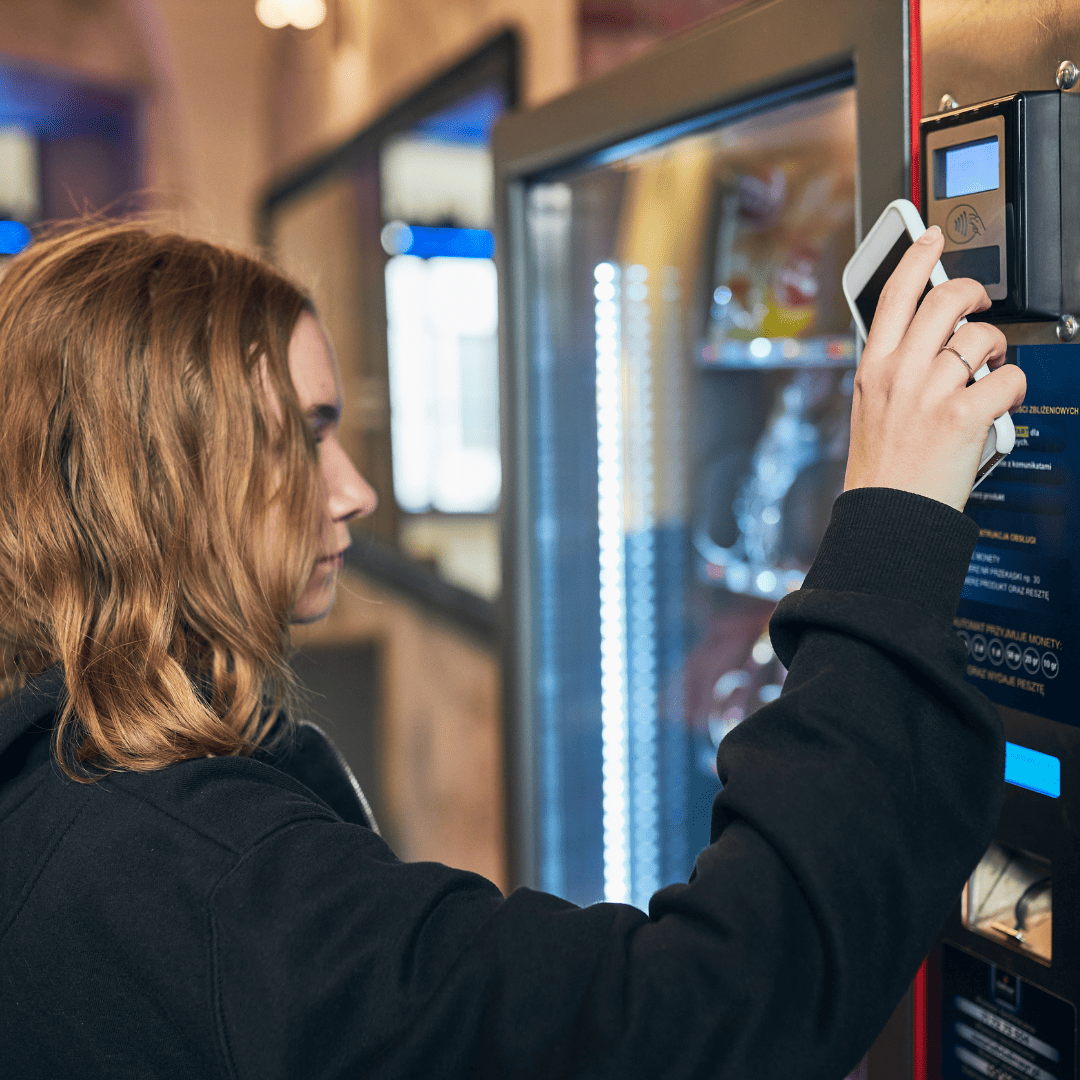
{"left": 658, "top": 265, "right": 687, "bottom": 883}
{"left": 624, "top": 264, "right": 659, "bottom": 908}
{"left": 595, "top": 261, "right": 630, "bottom": 903}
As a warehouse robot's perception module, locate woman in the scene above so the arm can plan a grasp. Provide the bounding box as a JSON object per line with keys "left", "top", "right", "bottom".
{"left": 0, "top": 220, "right": 1024, "bottom": 1078}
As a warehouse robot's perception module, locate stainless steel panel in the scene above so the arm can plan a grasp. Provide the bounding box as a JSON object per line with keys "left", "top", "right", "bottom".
{"left": 922, "top": 0, "right": 1080, "bottom": 116}
{"left": 922, "top": 0, "right": 1080, "bottom": 345}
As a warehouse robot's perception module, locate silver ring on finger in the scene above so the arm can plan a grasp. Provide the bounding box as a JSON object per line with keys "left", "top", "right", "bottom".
{"left": 940, "top": 344, "right": 975, "bottom": 383}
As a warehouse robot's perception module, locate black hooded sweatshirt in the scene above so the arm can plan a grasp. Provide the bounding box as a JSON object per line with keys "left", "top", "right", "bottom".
{"left": 0, "top": 488, "right": 1004, "bottom": 1079}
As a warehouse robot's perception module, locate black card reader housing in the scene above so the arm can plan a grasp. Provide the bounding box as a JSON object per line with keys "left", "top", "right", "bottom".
{"left": 921, "top": 91, "right": 1080, "bottom": 321}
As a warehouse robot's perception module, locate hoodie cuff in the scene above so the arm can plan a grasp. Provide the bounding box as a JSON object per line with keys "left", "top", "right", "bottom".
{"left": 800, "top": 488, "right": 979, "bottom": 623}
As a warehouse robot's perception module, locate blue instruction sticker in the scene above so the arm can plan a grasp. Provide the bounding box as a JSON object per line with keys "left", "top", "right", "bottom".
{"left": 955, "top": 346, "right": 1078, "bottom": 724}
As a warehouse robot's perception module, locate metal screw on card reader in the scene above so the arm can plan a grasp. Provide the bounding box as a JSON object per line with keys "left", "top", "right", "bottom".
{"left": 1056, "top": 60, "right": 1079, "bottom": 90}
{"left": 938, "top": 94, "right": 959, "bottom": 112}
{"left": 1058, "top": 314, "right": 1079, "bottom": 342}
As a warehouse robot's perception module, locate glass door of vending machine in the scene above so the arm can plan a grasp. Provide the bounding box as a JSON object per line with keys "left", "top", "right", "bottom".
{"left": 517, "top": 84, "right": 862, "bottom": 904}
{"left": 496, "top": 3, "right": 919, "bottom": 1071}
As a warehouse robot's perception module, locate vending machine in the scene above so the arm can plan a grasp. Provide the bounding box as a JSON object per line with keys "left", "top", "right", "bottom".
{"left": 497, "top": 0, "right": 1080, "bottom": 1076}
{"left": 917, "top": 3, "right": 1080, "bottom": 1078}
{"left": 495, "top": 0, "right": 917, "bottom": 1073}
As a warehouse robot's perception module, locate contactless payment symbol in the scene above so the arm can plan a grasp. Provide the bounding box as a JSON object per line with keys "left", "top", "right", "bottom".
{"left": 947, "top": 204, "right": 986, "bottom": 245}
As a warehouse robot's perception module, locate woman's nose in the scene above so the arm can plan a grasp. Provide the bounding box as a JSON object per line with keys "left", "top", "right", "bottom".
{"left": 324, "top": 438, "right": 378, "bottom": 521}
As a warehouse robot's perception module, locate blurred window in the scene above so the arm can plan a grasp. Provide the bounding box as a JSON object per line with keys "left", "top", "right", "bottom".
{"left": 384, "top": 253, "right": 499, "bottom": 513}
{"left": 262, "top": 34, "right": 516, "bottom": 604}
{"left": 379, "top": 84, "right": 503, "bottom": 520}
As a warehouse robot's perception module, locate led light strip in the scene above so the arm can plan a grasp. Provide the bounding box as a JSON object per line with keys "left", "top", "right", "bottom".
{"left": 623, "top": 264, "right": 659, "bottom": 908}
{"left": 659, "top": 265, "right": 687, "bottom": 884}
{"left": 595, "top": 261, "right": 630, "bottom": 903}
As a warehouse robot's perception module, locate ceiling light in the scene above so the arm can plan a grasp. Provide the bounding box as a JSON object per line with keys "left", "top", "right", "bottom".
{"left": 255, "top": 0, "right": 290, "bottom": 28}
{"left": 289, "top": 0, "right": 327, "bottom": 30}
{"left": 256, "top": 0, "right": 326, "bottom": 30}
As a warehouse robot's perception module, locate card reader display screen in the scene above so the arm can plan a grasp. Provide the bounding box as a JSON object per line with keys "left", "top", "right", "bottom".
{"left": 955, "top": 346, "right": 1080, "bottom": 726}
{"left": 944, "top": 136, "right": 999, "bottom": 198}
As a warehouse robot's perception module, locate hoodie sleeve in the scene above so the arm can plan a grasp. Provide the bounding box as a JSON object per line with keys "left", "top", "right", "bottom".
{"left": 208, "top": 488, "right": 1003, "bottom": 1080}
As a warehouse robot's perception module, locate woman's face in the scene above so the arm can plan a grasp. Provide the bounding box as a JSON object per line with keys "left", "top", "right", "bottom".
{"left": 286, "top": 312, "right": 377, "bottom": 623}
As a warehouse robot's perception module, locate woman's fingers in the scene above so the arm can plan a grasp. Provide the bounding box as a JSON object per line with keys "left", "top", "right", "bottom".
{"left": 925, "top": 320, "right": 1009, "bottom": 393}
{"left": 863, "top": 226, "right": 948, "bottom": 358}
{"left": 845, "top": 359, "right": 1025, "bottom": 511}
{"left": 962, "top": 361, "right": 1028, "bottom": 425}
{"left": 948, "top": 320, "right": 1009, "bottom": 374}
{"left": 846, "top": 212, "right": 1026, "bottom": 511}
{"left": 902, "top": 276, "right": 994, "bottom": 366}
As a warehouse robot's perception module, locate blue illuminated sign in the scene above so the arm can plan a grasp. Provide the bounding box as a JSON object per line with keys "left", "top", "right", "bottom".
{"left": 1005, "top": 742, "right": 1060, "bottom": 798}
{"left": 381, "top": 222, "right": 494, "bottom": 260}
{"left": 945, "top": 136, "right": 999, "bottom": 198}
{"left": 405, "top": 225, "right": 493, "bottom": 259}
{"left": 0, "top": 220, "right": 31, "bottom": 255}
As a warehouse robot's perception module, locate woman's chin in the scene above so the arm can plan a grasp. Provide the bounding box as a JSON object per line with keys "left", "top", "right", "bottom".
{"left": 289, "top": 576, "right": 337, "bottom": 624}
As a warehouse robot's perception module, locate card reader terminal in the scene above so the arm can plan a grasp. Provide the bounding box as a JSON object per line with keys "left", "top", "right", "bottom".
{"left": 921, "top": 91, "right": 1080, "bottom": 321}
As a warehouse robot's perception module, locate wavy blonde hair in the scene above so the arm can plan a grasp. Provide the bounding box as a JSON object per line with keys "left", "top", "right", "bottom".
{"left": 0, "top": 220, "right": 324, "bottom": 779}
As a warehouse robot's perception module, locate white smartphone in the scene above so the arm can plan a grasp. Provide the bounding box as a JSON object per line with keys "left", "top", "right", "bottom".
{"left": 842, "top": 198, "right": 1014, "bottom": 489}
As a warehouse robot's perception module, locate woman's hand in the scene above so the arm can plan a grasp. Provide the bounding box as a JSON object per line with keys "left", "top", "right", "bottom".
{"left": 844, "top": 225, "right": 1027, "bottom": 512}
